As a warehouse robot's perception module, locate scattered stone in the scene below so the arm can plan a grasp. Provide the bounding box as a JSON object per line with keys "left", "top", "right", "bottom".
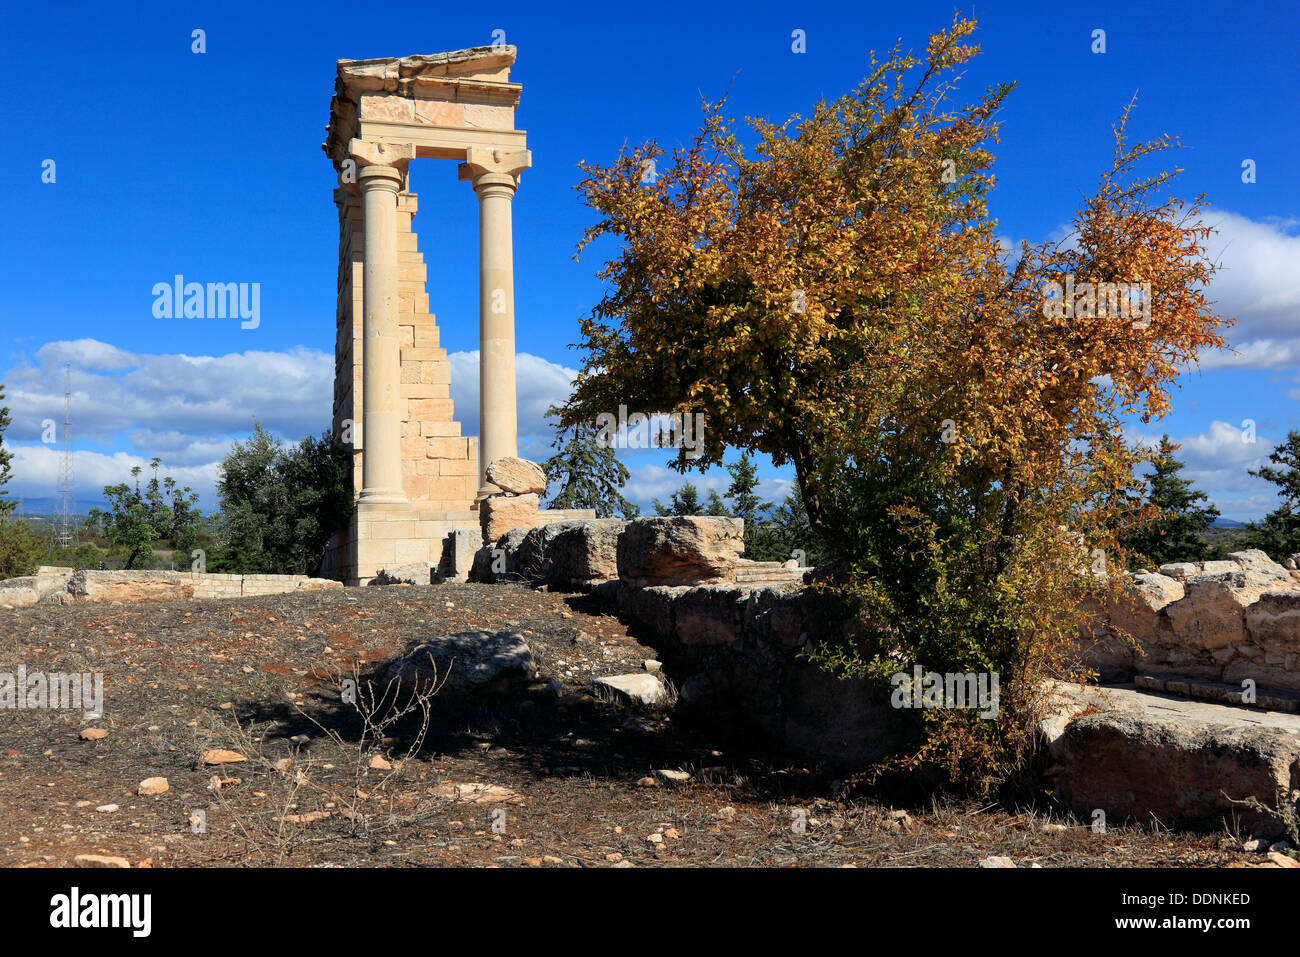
{"left": 653, "top": 769, "right": 691, "bottom": 785}
{"left": 280, "top": 810, "right": 332, "bottom": 824}
{"left": 95, "top": 804, "right": 119, "bottom": 813}
{"left": 643, "top": 659, "right": 662, "bottom": 674}
{"left": 1267, "top": 851, "right": 1300, "bottom": 868}
{"left": 79, "top": 728, "right": 108, "bottom": 741}
{"left": 430, "top": 782, "right": 524, "bottom": 805}
{"left": 485, "top": 456, "right": 548, "bottom": 495}
{"left": 663, "top": 827, "right": 680, "bottom": 840}
{"left": 645, "top": 833, "right": 664, "bottom": 844}
{"left": 368, "top": 755, "right": 393, "bottom": 771}
{"left": 480, "top": 493, "right": 540, "bottom": 543}
{"left": 605, "top": 852, "right": 623, "bottom": 863}
{"left": 594, "top": 673, "right": 666, "bottom": 707}
{"left": 617, "top": 516, "right": 745, "bottom": 587}
{"left": 74, "top": 854, "right": 130, "bottom": 868}
{"left": 137, "top": 777, "right": 169, "bottom": 796}
{"left": 715, "top": 806, "right": 736, "bottom": 822}
{"left": 1243, "top": 838, "right": 1268, "bottom": 852}
{"left": 979, "top": 856, "right": 1017, "bottom": 868}
{"left": 271, "top": 758, "right": 294, "bottom": 773}
{"left": 542, "top": 855, "right": 563, "bottom": 865}
{"left": 200, "top": 749, "right": 247, "bottom": 765}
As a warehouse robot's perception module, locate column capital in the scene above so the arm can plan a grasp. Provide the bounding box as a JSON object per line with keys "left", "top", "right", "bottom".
{"left": 349, "top": 138, "right": 415, "bottom": 174}
{"left": 458, "top": 147, "right": 532, "bottom": 190}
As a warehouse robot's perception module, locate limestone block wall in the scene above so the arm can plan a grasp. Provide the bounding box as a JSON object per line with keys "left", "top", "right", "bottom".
{"left": 332, "top": 189, "right": 480, "bottom": 512}
{"left": 1, "top": 569, "right": 343, "bottom": 606}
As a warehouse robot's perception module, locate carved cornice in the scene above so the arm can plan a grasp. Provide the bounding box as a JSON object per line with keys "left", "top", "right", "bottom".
{"left": 324, "top": 46, "right": 522, "bottom": 167}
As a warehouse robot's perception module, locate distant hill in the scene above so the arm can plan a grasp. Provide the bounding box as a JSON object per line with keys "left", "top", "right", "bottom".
{"left": 1211, "top": 518, "right": 1246, "bottom": 528}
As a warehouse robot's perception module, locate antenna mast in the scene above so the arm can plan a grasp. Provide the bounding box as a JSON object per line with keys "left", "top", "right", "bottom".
{"left": 53, "top": 363, "right": 74, "bottom": 550}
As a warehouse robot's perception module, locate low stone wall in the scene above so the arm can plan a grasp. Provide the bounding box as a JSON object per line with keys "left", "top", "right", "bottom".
{"left": 0, "top": 568, "right": 341, "bottom": 607}
{"left": 1074, "top": 549, "right": 1300, "bottom": 692}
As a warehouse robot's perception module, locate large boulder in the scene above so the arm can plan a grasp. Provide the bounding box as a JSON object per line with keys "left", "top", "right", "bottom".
{"left": 617, "top": 516, "right": 744, "bottom": 587}
{"left": 479, "top": 493, "right": 539, "bottom": 543}
{"left": 1042, "top": 682, "right": 1300, "bottom": 839}
{"left": 546, "top": 520, "right": 627, "bottom": 590}
{"left": 485, "top": 457, "right": 547, "bottom": 495}
{"left": 383, "top": 631, "right": 534, "bottom": 697}
{"left": 0, "top": 571, "right": 72, "bottom": 608}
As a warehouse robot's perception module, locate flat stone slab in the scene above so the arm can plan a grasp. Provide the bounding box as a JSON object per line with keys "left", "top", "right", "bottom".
{"left": 593, "top": 673, "right": 666, "bottom": 707}
{"left": 1044, "top": 683, "right": 1300, "bottom": 839}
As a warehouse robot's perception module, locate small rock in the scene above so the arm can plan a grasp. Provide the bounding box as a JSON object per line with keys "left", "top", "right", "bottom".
{"left": 635, "top": 776, "right": 659, "bottom": 788}
{"left": 663, "top": 827, "right": 680, "bottom": 840}
{"left": 1243, "top": 838, "right": 1268, "bottom": 852}
{"left": 368, "top": 755, "right": 393, "bottom": 770}
{"left": 74, "top": 854, "right": 130, "bottom": 868}
{"left": 95, "top": 804, "right": 119, "bottom": 813}
{"left": 643, "top": 659, "right": 662, "bottom": 674}
{"left": 1267, "top": 851, "right": 1300, "bottom": 869}
{"left": 979, "top": 856, "right": 1016, "bottom": 868}
{"left": 605, "top": 852, "right": 623, "bottom": 862}
{"left": 542, "top": 855, "right": 563, "bottom": 864}
{"left": 200, "top": 749, "right": 246, "bottom": 765}
{"left": 653, "top": 769, "right": 691, "bottom": 785}
{"left": 279, "top": 810, "right": 331, "bottom": 824}
{"left": 79, "top": 728, "right": 108, "bottom": 741}
{"left": 645, "top": 833, "right": 664, "bottom": 844}
{"left": 137, "top": 777, "right": 169, "bottom": 796}
{"left": 715, "top": 806, "right": 736, "bottom": 822}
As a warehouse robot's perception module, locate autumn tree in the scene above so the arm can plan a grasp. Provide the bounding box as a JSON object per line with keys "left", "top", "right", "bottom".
{"left": 542, "top": 405, "right": 638, "bottom": 519}
{"left": 1120, "top": 436, "right": 1218, "bottom": 566}
{"left": 562, "top": 16, "right": 1231, "bottom": 791}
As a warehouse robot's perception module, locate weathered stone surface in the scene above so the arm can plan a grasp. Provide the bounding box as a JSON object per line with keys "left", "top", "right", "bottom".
{"left": 617, "top": 516, "right": 744, "bottom": 587}
{"left": 479, "top": 493, "right": 539, "bottom": 543}
{"left": 435, "top": 528, "right": 482, "bottom": 583}
{"left": 1075, "top": 552, "right": 1300, "bottom": 689}
{"left": 62, "top": 569, "right": 196, "bottom": 603}
{"left": 74, "top": 854, "right": 131, "bottom": 868}
{"left": 384, "top": 631, "right": 534, "bottom": 696}
{"left": 1042, "top": 683, "right": 1300, "bottom": 838}
{"left": 593, "top": 673, "right": 666, "bottom": 707}
{"left": 546, "top": 519, "right": 627, "bottom": 589}
{"left": 0, "top": 572, "right": 72, "bottom": 607}
{"left": 485, "top": 456, "right": 547, "bottom": 495}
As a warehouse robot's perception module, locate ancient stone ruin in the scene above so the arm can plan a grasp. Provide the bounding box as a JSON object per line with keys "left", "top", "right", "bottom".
{"left": 319, "top": 47, "right": 592, "bottom": 584}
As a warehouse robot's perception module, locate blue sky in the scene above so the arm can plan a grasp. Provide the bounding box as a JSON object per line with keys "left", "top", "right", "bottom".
{"left": 2, "top": 0, "right": 1298, "bottom": 519}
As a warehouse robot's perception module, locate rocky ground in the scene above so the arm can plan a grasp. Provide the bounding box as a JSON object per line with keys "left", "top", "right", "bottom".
{"left": 0, "top": 583, "right": 1278, "bottom": 868}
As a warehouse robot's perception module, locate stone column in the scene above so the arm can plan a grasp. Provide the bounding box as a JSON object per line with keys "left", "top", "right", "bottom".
{"left": 353, "top": 140, "right": 415, "bottom": 507}
{"left": 459, "top": 148, "right": 532, "bottom": 498}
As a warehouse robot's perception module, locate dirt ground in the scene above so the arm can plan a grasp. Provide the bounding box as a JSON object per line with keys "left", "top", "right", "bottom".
{"left": 0, "top": 582, "right": 1260, "bottom": 867}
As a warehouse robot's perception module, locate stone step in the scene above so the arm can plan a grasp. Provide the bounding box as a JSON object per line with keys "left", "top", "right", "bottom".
{"left": 1043, "top": 682, "right": 1300, "bottom": 839}
{"left": 1135, "top": 674, "right": 1300, "bottom": 713}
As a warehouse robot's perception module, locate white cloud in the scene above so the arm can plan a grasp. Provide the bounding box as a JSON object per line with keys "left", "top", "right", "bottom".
{"left": 1185, "top": 209, "right": 1300, "bottom": 370}
{"left": 1127, "top": 420, "right": 1280, "bottom": 521}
